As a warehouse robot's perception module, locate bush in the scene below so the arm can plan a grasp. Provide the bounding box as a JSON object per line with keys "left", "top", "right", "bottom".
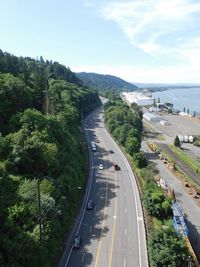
{"left": 134, "top": 151, "right": 148, "bottom": 168}
{"left": 125, "top": 137, "right": 140, "bottom": 156}
{"left": 149, "top": 228, "right": 189, "bottom": 267}
{"left": 143, "top": 179, "right": 172, "bottom": 218}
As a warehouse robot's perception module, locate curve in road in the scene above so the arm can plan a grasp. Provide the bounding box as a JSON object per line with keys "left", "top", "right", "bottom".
{"left": 59, "top": 106, "right": 148, "bottom": 267}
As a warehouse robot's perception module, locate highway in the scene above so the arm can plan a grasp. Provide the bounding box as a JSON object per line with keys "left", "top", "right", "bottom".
{"left": 58, "top": 106, "right": 148, "bottom": 267}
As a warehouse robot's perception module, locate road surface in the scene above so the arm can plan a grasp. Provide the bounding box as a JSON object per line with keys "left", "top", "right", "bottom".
{"left": 59, "top": 106, "right": 148, "bottom": 267}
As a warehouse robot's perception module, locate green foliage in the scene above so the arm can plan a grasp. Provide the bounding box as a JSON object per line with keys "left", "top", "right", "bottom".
{"left": 143, "top": 179, "right": 172, "bottom": 218}
{"left": 104, "top": 97, "right": 142, "bottom": 154}
{"left": 125, "top": 137, "right": 140, "bottom": 156}
{"left": 148, "top": 228, "right": 189, "bottom": 267}
{"left": 174, "top": 135, "right": 181, "bottom": 147}
{"left": 134, "top": 151, "right": 148, "bottom": 168}
{"left": 0, "top": 73, "right": 32, "bottom": 134}
{"left": 193, "top": 137, "right": 200, "bottom": 147}
{"left": 0, "top": 49, "right": 101, "bottom": 266}
{"left": 76, "top": 72, "right": 138, "bottom": 92}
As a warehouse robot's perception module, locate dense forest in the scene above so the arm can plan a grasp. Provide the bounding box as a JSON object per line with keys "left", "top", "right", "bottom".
{"left": 76, "top": 72, "right": 138, "bottom": 92}
{"left": 0, "top": 50, "right": 101, "bottom": 266}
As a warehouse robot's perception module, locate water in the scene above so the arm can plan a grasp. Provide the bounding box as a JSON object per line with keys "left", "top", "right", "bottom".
{"left": 152, "top": 87, "right": 200, "bottom": 114}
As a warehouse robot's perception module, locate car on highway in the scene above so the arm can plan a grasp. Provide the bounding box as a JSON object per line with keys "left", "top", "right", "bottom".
{"left": 114, "top": 164, "right": 120, "bottom": 170}
{"left": 99, "top": 164, "right": 104, "bottom": 170}
{"left": 87, "top": 199, "right": 94, "bottom": 210}
{"left": 73, "top": 234, "right": 81, "bottom": 249}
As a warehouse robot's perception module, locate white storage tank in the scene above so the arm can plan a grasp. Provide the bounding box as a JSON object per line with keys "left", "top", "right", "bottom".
{"left": 178, "top": 135, "right": 184, "bottom": 142}
{"left": 188, "top": 135, "right": 194, "bottom": 143}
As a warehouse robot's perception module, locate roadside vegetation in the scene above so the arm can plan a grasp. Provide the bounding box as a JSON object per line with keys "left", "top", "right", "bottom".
{"left": 193, "top": 137, "right": 200, "bottom": 147}
{"left": 170, "top": 144, "right": 200, "bottom": 174}
{"left": 104, "top": 92, "right": 189, "bottom": 267}
{"left": 0, "top": 50, "right": 101, "bottom": 266}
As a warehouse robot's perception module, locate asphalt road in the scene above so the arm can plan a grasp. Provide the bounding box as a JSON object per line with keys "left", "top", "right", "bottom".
{"left": 58, "top": 106, "right": 148, "bottom": 267}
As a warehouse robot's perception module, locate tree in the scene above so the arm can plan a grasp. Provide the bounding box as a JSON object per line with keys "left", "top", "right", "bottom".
{"left": 143, "top": 179, "right": 172, "bottom": 218}
{"left": 0, "top": 73, "right": 32, "bottom": 134}
{"left": 134, "top": 151, "right": 148, "bottom": 168}
{"left": 149, "top": 228, "right": 189, "bottom": 267}
{"left": 174, "top": 135, "right": 181, "bottom": 147}
{"left": 125, "top": 137, "right": 140, "bottom": 156}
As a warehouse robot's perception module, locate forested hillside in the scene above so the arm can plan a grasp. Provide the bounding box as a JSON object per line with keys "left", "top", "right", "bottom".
{"left": 0, "top": 50, "right": 101, "bottom": 266}
{"left": 76, "top": 72, "right": 138, "bottom": 92}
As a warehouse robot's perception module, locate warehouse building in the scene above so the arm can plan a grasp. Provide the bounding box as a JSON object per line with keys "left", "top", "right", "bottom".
{"left": 122, "top": 92, "right": 154, "bottom": 106}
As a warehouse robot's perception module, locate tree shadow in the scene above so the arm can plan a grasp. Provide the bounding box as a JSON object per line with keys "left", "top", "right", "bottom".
{"left": 185, "top": 217, "right": 200, "bottom": 263}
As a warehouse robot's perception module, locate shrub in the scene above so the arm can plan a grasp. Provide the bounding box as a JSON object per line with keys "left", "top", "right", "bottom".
{"left": 134, "top": 151, "right": 148, "bottom": 168}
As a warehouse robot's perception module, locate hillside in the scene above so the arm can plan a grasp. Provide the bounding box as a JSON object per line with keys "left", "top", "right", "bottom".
{"left": 0, "top": 50, "right": 101, "bottom": 266}
{"left": 76, "top": 72, "right": 138, "bottom": 92}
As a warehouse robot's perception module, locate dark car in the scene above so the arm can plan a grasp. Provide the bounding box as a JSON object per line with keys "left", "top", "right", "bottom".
{"left": 109, "top": 150, "right": 114, "bottom": 154}
{"left": 87, "top": 199, "right": 94, "bottom": 210}
{"left": 114, "top": 164, "right": 120, "bottom": 170}
{"left": 73, "top": 234, "right": 81, "bottom": 249}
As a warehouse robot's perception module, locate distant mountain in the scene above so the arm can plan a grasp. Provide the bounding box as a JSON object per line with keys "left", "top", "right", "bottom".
{"left": 76, "top": 72, "right": 138, "bottom": 92}
{"left": 133, "top": 82, "right": 200, "bottom": 89}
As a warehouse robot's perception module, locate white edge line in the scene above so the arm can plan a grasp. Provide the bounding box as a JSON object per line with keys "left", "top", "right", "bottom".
{"left": 64, "top": 114, "right": 95, "bottom": 267}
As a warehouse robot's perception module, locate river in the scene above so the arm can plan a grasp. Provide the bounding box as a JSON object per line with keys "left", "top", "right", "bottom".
{"left": 152, "top": 87, "right": 200, "bottom": 114}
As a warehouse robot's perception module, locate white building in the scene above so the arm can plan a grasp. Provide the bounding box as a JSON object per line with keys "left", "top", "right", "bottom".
{"left": 143, "top": 112, "right": 162, "bottom": 122}
{"left": 122, "top": 92, "right": 154, "bottom": 106}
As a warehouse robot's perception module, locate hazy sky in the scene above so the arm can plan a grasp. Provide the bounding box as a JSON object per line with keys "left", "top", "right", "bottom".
{"left": 1, "top": 0, "right": 200, "bottom": 83}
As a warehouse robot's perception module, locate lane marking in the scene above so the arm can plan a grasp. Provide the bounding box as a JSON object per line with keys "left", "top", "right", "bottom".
{"left": 125, "top": 208, "right": 127, "bottom": 214}
{"left": 137, "top": 216, "right": 143, "bottom": 221}
{"left": 124, "top": 258, "right": 126, "bottom": 267}
{"left": 106, "top": 125, "right": 146, "bottom": 267}
{"left": 82, "top": 252, "right": 85, "bottom": 263}
{"left": 94, "top": 160, "right": 108, "bottom": 267}
{"left": 95, "top": 131, "right": 118, "bottom": 267}
{"left": 125, "top": 229, "right": 127, "bottom": 236}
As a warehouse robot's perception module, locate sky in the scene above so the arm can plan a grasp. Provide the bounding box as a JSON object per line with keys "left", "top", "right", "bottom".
{"left": 1, "top": 0, "right": 200, "bottom": 83}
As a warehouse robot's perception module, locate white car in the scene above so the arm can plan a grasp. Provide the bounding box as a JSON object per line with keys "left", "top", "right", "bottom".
{"left": 99, "top": 164, "right": 104, "bottom": 170}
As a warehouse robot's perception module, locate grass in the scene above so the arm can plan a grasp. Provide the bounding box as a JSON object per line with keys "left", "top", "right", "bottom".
{"left": 152, "top": 217, "right": 172, "bottom": 230}
{"left": 170, "top": 145, "right": 200, "bottom": 174}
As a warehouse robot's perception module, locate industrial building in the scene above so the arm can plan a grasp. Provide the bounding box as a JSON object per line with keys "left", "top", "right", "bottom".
{"left": 122, "top": 92, "right": 154, "bottom": 106}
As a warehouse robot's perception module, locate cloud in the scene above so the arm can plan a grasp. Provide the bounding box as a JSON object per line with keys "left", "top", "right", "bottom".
{"left": 81, "top": 0, "right": 200, "bottom": 82}
{"left": 100, "top": 0, "right": 200, "bottom": 59}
